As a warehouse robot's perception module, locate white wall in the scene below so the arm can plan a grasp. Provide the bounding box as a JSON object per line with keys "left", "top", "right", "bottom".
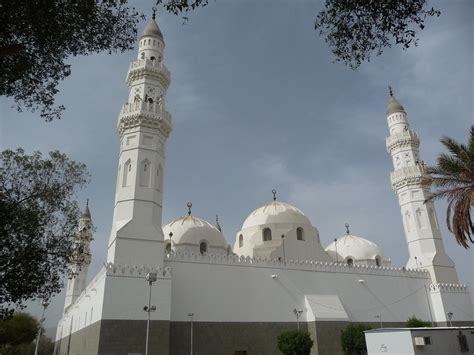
{"left": 165, "top": 253, "right": 434, "bottom": 323}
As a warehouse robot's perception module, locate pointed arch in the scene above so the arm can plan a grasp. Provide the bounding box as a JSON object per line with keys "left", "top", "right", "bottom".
{"left": 296, "top": 227, "right": 304, "bottom": 241}
{"left": 416, "top": 208, "right": 426, "bottom": 229}
{"left": 155, "top": 164, "right": 163, "bottom": 191}
{"left": 239, "top": 234, "right": 243, "bottom": 248}
{"left": 139, "top": 159, "right": 151, "bottom": 187}
{"left": 199, "top": 241, "right": 208, "bottom": 254}
{"left": 404, "top": 210, "right": 411, "bottom": 232}
{"left": 262, "top": 228, "right": 272, "bottom": 241}
{"left": 122, "top": 159, "right": 132, "bottom": 187}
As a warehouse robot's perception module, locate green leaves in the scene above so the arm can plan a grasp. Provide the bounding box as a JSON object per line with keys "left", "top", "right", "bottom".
{"left": 341, "top": 323, "right": 371, "bottom": 355}
{"left": 314, "top": 0, "right": 441, "bottom": 69}
{"left": 427, "top": 126, "right": 474, "bottom": 249}
{"left": 0, "top": 148, "right": 90, "bottom": 317}
{"left": 405, "top": 316, "right": 431, "bottom": 327}
{"left": 277, "top": 330, "right": 314, "bottom": 355}
{"left": 0, "top": 1, "right": 143, "bottom": 121}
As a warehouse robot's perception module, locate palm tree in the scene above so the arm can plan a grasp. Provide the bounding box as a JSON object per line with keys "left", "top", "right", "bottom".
{"left": 426, "top": 126, "right": 474, "bottom": 249}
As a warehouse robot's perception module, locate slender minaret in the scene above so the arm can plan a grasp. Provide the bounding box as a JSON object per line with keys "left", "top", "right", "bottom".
{"left": 64, "top": 202, "right": 93, "bottom": 310}
{"left": 385, "top": 87, "right": 459, "bottom": 284}
{"left": 107, "top": 12, "right": 172, "bottom": 266}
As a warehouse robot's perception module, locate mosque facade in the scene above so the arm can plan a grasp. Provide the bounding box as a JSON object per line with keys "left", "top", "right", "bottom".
{"left": 54, "top": 17, "right": 473, "bottom": 355}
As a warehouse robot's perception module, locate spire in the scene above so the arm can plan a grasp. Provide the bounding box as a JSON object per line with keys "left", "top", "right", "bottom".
{"left": 386, "top": 85, "right": 406, "bottom": 116}
{"left": 81, "top": 199, "right": 91, "bottom": 219}
{"left": 345, "top": 222, "right": 350, "bottom": 235}
{"left": 272, "top": 189, "right": 277, "bottom": 201}
{"left": 187, "top": 202, "right": 192, "bottom": 216}
{"left": 140, "top": 10, "right": 163, "bottom": 40}
{"left": 215, "top": 215, "right": 222, "bottom": 232}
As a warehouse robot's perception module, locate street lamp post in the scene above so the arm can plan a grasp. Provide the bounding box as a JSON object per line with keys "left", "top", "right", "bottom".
{"left": 293, "top": 308, "right": 303, "bottom": 330}
{"left": 447, "top": 312, "right": 453, "bottom": 327}
{"left": 144, "top": 272, "right": 157, "bottom": 355}
{"left": 188, "top": 313, "right": 194, "bottom": 355}
{"left": 281, "top": 234, "right": 286, "bottom": 266}
{"left": 34, "top": 300, "right": 49, "bottom": 355}
{"left": 374, "top": 314, "right": 383, "bottom": 328}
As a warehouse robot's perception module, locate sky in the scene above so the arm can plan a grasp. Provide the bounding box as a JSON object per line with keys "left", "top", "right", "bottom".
{"left": 1, "top": 0, "right": 473, "bottom": 337}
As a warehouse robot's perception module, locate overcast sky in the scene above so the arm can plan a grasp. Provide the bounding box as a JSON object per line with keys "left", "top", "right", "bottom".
{"left": 1, "top": 0, "right": 472, "bottom": 336}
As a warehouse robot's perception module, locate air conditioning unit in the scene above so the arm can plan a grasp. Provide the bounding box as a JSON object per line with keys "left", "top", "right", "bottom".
{"left": 414, "top": 337, "right": 425, "bottom": 346}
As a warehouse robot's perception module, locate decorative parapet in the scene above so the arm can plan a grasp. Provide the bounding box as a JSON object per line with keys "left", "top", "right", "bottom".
{"left": 390, "top": 165, "right": 430, "bottom": 190}
{"left": 165, "top": 251, "right": 429, "bottom": 278}
{"left": 429, "top": 283, "right": 469, "bottom": 293}
{"left": 105, "top": 262, "right": 172, "bottom": 279}
{"left": 386, "top": 130, "right": 420, "bottom": 153}
{"left": 117, "top": 102, "right": 172, "bottom": 137}
{"left": 127, "top": 58, "right": 170, "bottom": 88}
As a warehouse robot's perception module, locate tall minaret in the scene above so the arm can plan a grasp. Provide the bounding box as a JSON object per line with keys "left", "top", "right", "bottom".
{"left": 107, "top": 13, "right": 172, "bottom": 266}
{"left": 385, "top": 87, "right": 459, "bottom": 284}
{"left": 64, "top": 202, "right": 93, "bottom": 310}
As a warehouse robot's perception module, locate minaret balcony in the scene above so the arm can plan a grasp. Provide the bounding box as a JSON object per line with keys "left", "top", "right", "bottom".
{"left": 386, "top": 129, "right": 420, "bottom": 153}
{"left": 390, "top": 164, "right": 430, "bottom": 190}
{"left": 127, "top": 58, "right": 171, "bottom": 87}
{"left": 118, "top": 101, "right": 172, "bottom": 137}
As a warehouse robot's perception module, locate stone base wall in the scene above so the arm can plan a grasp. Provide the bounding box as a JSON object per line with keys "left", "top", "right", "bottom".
{"left": 170, "top": 321, "right": 306, "bottom": 355}
{"left": 58, "top": 319, "right": 472, "bottom": 355}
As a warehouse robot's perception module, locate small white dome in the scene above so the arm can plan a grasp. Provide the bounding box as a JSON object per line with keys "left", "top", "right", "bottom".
{"left": 242, "top": 200, "right": 311, "bottom": 230}
{"left": 163, "top": 215, "right": 228, "bottom": 252}
{"left": 325, "top": 234, "right": 388, "bottom": 265}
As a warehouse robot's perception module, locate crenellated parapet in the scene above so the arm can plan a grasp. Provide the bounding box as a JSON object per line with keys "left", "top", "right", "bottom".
{"left": 127, "top": 58, "right": 170, "bottom": 89}
{"left": 386, "top": 129, "right": 420, "bottom": 153}
{"left": 105, "top": 262, "right": 172, "bottom": 279}
{"left": 390, "top": 164, "right": 430, "bottom": 190}
{"left": 165, "top": 251, "right": 429, "bottom": 278}
{"left": 429, "top": 283, "right": 469, "bottom": 293}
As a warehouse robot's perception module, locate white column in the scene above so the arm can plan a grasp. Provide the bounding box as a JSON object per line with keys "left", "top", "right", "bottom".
{"left": 385, "top": 91, "right": 459, "bottom": 284}
{"left": 107, "top": 18, "right": 172, "bottom": 267}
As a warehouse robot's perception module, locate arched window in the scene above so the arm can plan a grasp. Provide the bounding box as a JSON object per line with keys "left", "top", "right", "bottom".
{"left": 165, "top": 242, "right": 171, "bottom": 253}
{"left": 150, "top": 56, "right": 155, "bottom": 61}
{"left": 141, "top": 52, "right": 145, "bottom": 60}
{"left": 156, "top": 164, "right": 163, "bottom": 191}
{"left": 416, "top": 208, "right": 426, "bottom": 229}
{"left": 139, "top": 159, "right": 151, "bottom": 187}
{"left": 404, "top": 211, "right": 411, "bottom": 232}
{"left": 296, "top": 227, "right": 304, "bottom": 241}
{"left": 122, "top": 159, "right": 131, "bottom": 187}
{"left": 199, "top": 241, "right": 207, "bottom": 254}
{"left": 239, "top": 234, "right": 243, "bottom": 248}
{"left": 347, "top": 258, "right": 353, "bottom": 266}
{"left": 375, "top": 256, "right": 381, "bottom": 267}
{"left": 262, "top": 228, "right": 272, "bottom": 241}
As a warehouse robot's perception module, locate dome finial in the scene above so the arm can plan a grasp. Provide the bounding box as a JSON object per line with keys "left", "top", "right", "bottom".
{"left": 388, "top": 85, "right": 393, "bottom": 97}
{"left": 82, "top": 199, "right": 91, "bottom": 218}
{"left": 345, "top": 222, "right": 350, "bottom": 235}
{"left": 152, "top": 7, "right": 157, "bottom": 20}
{"left": 187, "top": 202, "right": 192, "bottom": 216}
{"left": 215, "top": 215, "right": 222, "bottom": 232}
{"left": 272, "top": 189, "right": 277, "bottom": 201}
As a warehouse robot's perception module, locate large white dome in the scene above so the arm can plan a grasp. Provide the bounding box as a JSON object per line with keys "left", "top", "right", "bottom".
{"left": 163, "top": 215, "right": 228, "bottom": 253}
{"left": 242, "top": 200, "right": 311, "bottom": 230}
{"left": 325, "top": 234, "right": 389, "bottom": 266}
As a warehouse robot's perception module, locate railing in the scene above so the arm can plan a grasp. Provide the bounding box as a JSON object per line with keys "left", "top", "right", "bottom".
{"left": 120, "top": 101, "right": 171, "bottom": 121}
{"left": 390, "top": 164, "right": 428, "bottom": 188}
{"left": 128, "top": 58, "right": 170, "bottom": 79}
{"left": 386, "top": 129, "right": 419, "bottom": 151}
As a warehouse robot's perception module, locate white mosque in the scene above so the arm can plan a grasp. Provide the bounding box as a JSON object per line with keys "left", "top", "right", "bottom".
{"left": 54, "top": 16, "right": 473, "bottom": 355}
